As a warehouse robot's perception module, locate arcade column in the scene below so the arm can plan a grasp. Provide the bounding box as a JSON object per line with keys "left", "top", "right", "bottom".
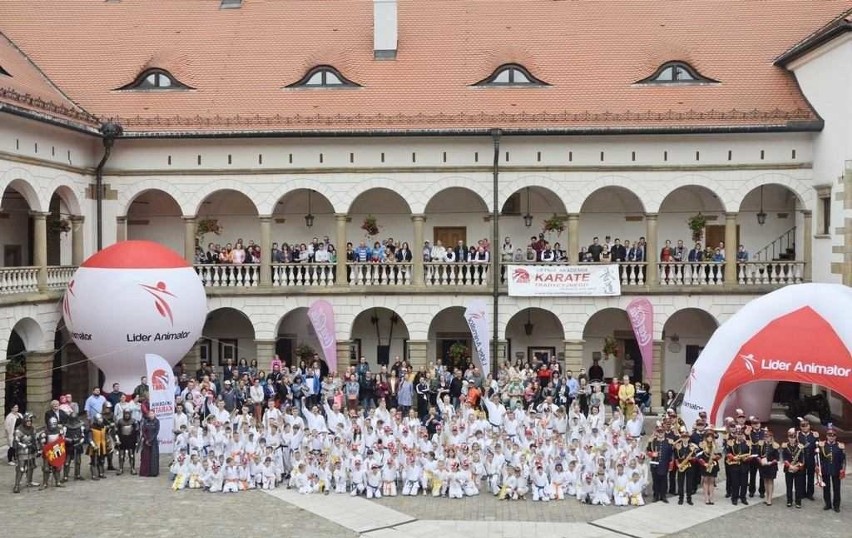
{"left": 26, "top": 350, "right": 54, "bottom": 417}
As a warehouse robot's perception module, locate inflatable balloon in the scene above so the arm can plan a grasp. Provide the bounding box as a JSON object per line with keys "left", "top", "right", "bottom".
{"left": 63, "top": 241, "right": 207, "bottom": 393}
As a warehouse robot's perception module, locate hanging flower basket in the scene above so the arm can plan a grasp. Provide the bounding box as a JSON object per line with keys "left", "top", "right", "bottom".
{"left": 48, "top": 216, "right": 71, "bottom": 235}
{"left": 196, "top": 218, "right": 223, "bottom": 245}
{"left": 687, "top": 213, "right": 707, "bottom": 242}
{"left": 602, "top": 336, "right": 618, "bottom": 359}
{"left": 362, "top": 215, "right": 380, "bottom": 236}
{"left": 542, "top": 214, "right": 566, "bottom": 235}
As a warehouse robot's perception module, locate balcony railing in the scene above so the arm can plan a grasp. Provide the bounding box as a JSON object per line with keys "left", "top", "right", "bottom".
{"left": 657, "top": 262, "right": 725, "bottom": 286}
{"left": 272, "top": 263, "right": 335, "bottom": 287}
{"left": 738, "top": 261, "right": 804, "bottom": 286}
{"left": 46, "top": 265, "right": 76, "bottom": 290}
{"left": 195, "top": 263, "right": 261, "bottom": 287}
{"left": 426, "top": 262, "right": 490, "bottom": 286}
{"left": 0, "top": 261, "right": 808, "bottom": 297}
{"left": 0, "top": 266, "right": 39, "bottom": 295}
{"left": 347, "top": 262, "right": 412, "bottom": 286}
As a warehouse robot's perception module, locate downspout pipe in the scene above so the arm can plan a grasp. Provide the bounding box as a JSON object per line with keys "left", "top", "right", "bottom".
{"left": 491, "top": 128, "right": 501, "bottom": 379}
{"left": 95, "top": 122, "right": 123, "bottom": 251}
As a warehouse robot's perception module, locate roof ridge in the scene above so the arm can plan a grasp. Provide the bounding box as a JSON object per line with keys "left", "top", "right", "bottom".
{"left": 0, "top": 28, "right": 98, "bottom": 121}
{"left": 775, "top": 4, "right": 852, "bottom": 65}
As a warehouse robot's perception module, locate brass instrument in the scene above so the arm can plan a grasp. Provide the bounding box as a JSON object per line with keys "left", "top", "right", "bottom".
{"left": 703, "top": 441, "right": 717, "bottom": 473}
{"left": 677, "top": 442, "right": 697, "bottom": 473}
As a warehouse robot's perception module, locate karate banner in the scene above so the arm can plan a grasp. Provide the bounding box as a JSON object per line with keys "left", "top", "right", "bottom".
{"left": 463, "top": 299, "right": 491, "bottom": 375}
{"left": 626, "top": 298, "right": 654, "bottom": 381}
{"left": 507, "top": 264, "right": 620, "bottom": 297}
{"left": 145, "top": 353, "right": 175, "bottom": 454}
{"left": 308, "top": 300, "right": 338, "bottom": 372}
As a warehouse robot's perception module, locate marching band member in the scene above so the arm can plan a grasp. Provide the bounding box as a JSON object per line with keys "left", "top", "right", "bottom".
{"left": 817, "top": 424, "right": 846, "bottom": 512}
{"left": 673, "top": 427, "right": 697, "bottom": 505}
{"left": 697, "top": 430, "right": 721, "bottom": 505}
{"left": 782, "top": 428, "right": 805, "bottom": 508}
{"left": 757, "top": 428, "right": 779, "bottom": 506}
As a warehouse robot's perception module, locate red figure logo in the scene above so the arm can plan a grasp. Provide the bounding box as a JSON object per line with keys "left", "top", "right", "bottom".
{"left": 140, "top": 281, "right": 177, "bottom": 325}
{"left": 151, "top": 368, "right": 170, "bottom": 391}
{"left": 512, "top": 268, "right": 530, "bottom": 284}
{"left": 63, "top": 280, "right": 76, "bottom": 322}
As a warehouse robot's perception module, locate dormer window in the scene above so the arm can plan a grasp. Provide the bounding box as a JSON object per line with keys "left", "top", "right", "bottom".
{"left": 287, "top": 66, "right": 359, "bottom": 88}
{"left": 0, "top": 64, "right": 10, "bottom": 77}
{"left": 638, "top": 62, "right": 717, "bottom": 84}
{"left": 118, "top": 69, "right": 192, "bottom": 90}
{"left": 475, "top": 64, "right": 547, "bottom": 87}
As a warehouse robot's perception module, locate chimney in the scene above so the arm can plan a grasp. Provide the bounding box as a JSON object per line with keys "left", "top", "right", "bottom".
{"left": 373, "top": 0, "right": 398, "bottom": 60}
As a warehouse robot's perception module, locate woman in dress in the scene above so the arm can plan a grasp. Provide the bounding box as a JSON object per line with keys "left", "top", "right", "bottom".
{"left": 698, "top": 430, "right": 721, "bottom": 505}
{"left": 139, "top": 410, "right": 160, "bottom": 477}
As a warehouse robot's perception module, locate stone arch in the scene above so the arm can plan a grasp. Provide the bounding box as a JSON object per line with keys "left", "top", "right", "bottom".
{"left": 345, "top": 179, "right": 416, "bottom": 214}
{"left": 201, "top": 307, "right": 257, "bottom": 366}
{"left": 419, "top": 176, "right": 491, "bottom": 214}
{"left": 188, "top": 180, "right": 262, "bottom": 217}
{"left": 500, "top": 175, "right": 569, "bottom": 212}
{"left": 261, "top": 179, "right": 345, "bottom": 216}
{"left": 9, "top": 317, "right": 46, "bottom": 352}
{"left": 0, "top": 176, "right": 42, "bottom": 212}
{"left": 652, "top": 174, "right": 731, "bottom": 213}
{"left": 574, "top": 176, "right": 651, "bottom": 214}
{"left": 349, "top": 307, "right": 411, "bottom": 369}
{"left": 119, "top": 179, "right": 187, "bottom": 216}
{"left": 47, "top": 183, "right": 83, "bottom": 216}
{"left": 734, "top": 172, "right": 812, "bottom": 211}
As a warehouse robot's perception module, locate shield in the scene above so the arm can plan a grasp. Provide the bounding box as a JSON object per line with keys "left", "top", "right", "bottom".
{"left": 43, "top": 436, "right": 67, "bottom": 469}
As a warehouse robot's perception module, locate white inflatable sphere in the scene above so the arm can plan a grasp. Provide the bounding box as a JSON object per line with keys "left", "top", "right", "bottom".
{"left": 63, "top": 241, "right": 207, "bottom": 392}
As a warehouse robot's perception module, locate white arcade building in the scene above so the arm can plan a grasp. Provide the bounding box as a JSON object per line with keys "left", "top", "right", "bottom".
{"left": 0, "top": 1, "right": 850, "bottom": 423}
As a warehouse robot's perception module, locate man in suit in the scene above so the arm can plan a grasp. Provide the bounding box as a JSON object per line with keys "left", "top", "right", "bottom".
{"left": 611, "top": 238, "right": 627, "bottom": 262}
{"left": 454, "top": 240, "right": 468, "bottom": 262}
{"left": 44, "top": 399, "right": 68, "bottom": 426}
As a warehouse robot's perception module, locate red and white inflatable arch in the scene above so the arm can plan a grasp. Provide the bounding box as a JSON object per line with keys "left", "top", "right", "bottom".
{"left": 680, "top": 283, "right": 852, "bottom": 427}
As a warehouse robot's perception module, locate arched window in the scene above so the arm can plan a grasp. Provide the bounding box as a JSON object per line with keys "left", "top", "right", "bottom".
{"left": 287, "top": 66, "right": 359, "bottom": 88}
{"left": 475, "top": 64, "right": 547, "bottom": 87}
{"left": 117, "top": 69, "right": 192, "bottom": 90}
{"left": 638, "top": 61, "right": 717, "bottom": 84}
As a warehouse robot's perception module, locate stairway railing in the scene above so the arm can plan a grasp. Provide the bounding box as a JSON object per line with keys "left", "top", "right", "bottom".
{"left": 753, "top": 226, "right": 796, "bottom": 261}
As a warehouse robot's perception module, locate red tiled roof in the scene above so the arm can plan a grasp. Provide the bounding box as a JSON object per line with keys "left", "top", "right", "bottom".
{"left": 0, "top": 31, "right": 99, "bottom": 130}
{"left": 0, "top": 0, "right": 850, "bottom": 135}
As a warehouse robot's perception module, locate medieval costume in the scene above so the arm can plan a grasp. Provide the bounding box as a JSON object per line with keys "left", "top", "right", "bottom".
{"left": 139, "top": 411, "right": 160, "bottom": 477}
{"left": 12, "top": 413, "right": 39, "bottom": 493}
{"left": 115, "top": 410, "right": 140, "bottom": 475}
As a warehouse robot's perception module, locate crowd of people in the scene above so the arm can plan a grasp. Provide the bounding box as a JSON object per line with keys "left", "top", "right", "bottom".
{"left": 4, "top": 352, "right": 843, "bottom": 511}
{"left": 6, "top": 383, "right": 163, "bottom": 493}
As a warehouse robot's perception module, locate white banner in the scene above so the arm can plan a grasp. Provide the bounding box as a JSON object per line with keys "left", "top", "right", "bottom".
{"left": 463, "top": 299, "right": 491, "bottom": 375}
{"left": 145, "top": 353, "right": 175, "bottom": 454}
{"left": 507, "top": 264, "right": 621, "bottom": 297}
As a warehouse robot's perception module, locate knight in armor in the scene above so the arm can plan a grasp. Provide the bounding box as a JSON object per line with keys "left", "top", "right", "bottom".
{"left": 12, "top": 413, "right": 39, "bottom": 493}
{"left": 88, "top": 413, "right": 110, "bottom": 480}
{"left": 101, "top": 401, "right": 118, "bottom": 471}
{"left": 38, "top": 417, "right": 66, "bottom": 490}
{"left": 63, "top": 409, "right": 87, "bottom": 481}
{"left": 115, "top": 410, "right": 140, "bottom": 475}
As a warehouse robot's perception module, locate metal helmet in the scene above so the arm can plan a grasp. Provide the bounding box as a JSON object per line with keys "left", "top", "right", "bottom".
{"left": 103, "top": 402, "right": 113, "bottom": 410}
{"left": 48, "top": 417, "right": 59, "bottom": 429}
{"left": 94, "top": 413, "right": 104, "bottom": 424}
{"left": 23, "top": 412, "right": 34, "bottom": 423}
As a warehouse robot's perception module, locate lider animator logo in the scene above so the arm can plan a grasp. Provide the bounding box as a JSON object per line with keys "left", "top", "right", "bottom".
{"left": 140, "top": 281, "right": 177, "bottom": 325}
